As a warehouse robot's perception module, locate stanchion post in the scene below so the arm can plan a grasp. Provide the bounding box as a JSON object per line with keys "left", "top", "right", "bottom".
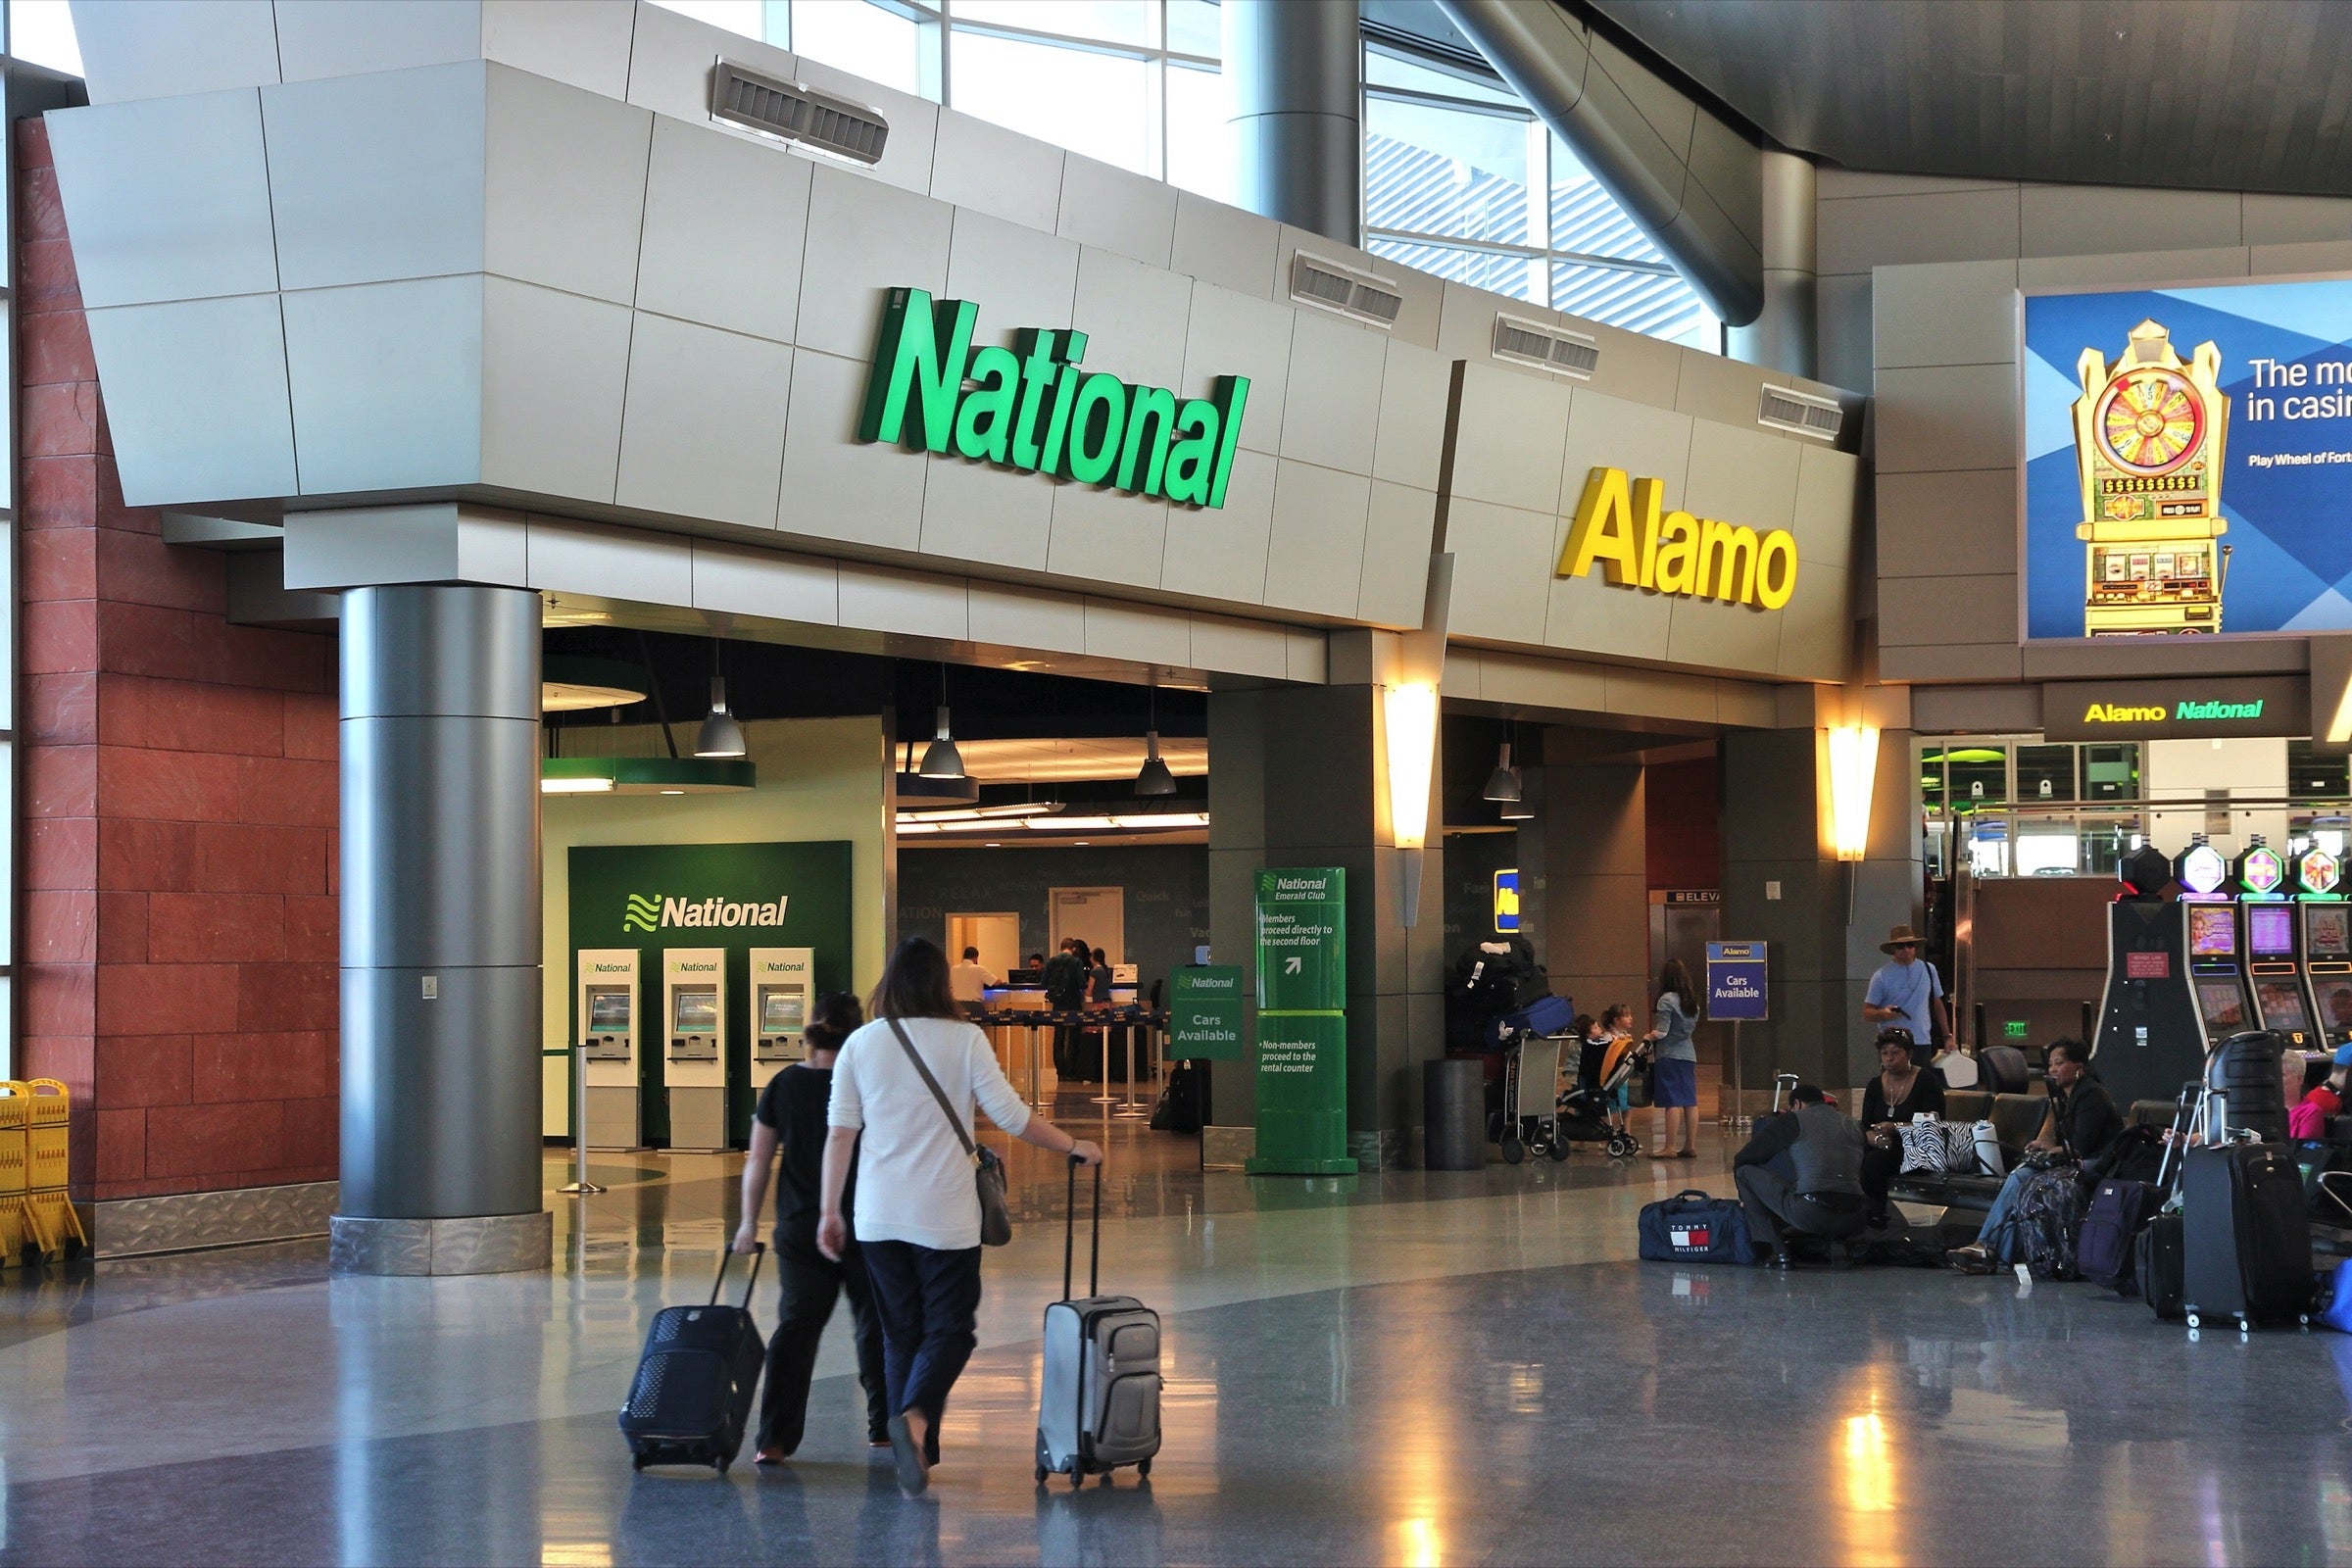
{"left": 560, "top": 1041, "right": 606, "bottom": 1196}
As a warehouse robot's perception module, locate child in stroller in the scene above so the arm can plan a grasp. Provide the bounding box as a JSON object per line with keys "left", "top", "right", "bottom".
{"left": 1561, "top": 1012, "right": 1644, "bottom": 1158}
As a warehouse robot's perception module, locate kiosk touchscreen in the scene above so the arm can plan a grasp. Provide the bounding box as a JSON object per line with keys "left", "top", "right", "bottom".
{"left": 748, "top": 947, "right": 815, "bottom": 1098}
{"left": 574, "top": 949, "right": 642, "bottom": 1149}
{"left": 2304, "top": 903, "right": 2352, "bottom": 1047}
{"left": 2241, "top": 902, "right": 2314, "bottom": 1049}
{"left": 662, "top": 949, "right": 728, "bottom": 1151}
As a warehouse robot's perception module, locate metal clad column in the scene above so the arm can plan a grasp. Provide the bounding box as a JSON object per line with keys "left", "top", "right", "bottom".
{"left": 331, "top": 585, "right": 551, "bottom": 1275}
{"left": 1727, "top": 150, "right": 1818, "bottom": 378}
{"left": 1224, "top": 0, "right": 1360, "bottom": 245}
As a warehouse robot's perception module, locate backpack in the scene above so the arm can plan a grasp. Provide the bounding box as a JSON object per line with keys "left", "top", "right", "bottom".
{"left": 1988, "top": 1161, "right": 2083, "bottom": 1280}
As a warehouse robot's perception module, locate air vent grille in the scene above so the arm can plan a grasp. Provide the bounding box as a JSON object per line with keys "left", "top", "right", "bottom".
{"left": 710, "top": 60, "right": 888, "bottom": 165}
{"left": 1290, "top": 251, "right": 1404, "bottom": 331}
{"left": 1757, "top": 385, "right": 1844, "bottom": 441}
{"left": 1492, "top": 313, "right": 1600, "bottom": 379}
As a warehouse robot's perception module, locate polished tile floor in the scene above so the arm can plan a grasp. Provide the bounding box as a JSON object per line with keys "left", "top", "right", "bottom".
{"left": 5, "top": 1102, "right": 2352, "bottom": 1566}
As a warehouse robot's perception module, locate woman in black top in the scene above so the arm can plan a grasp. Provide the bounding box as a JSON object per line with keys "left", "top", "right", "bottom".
{"left": 732, "top": 992, "right": 888, "bottom": 1463}
{"left": 1859, "top": 1027, "right": 1947, "bottom": 1223}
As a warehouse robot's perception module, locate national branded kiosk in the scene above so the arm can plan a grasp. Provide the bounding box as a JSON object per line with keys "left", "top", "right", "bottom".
{"left": 575, "top": 948, "right": 642, "bottom": 1149}
{"left": 663, "top": 948, "right": 728, "bottom": 1151}
{"left": 749, "top": 947, "right": 815, "bottom": 1098}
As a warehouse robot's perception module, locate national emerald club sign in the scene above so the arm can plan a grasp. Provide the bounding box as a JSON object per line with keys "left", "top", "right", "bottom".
{"left": 858, "top": 286, "right": 1250, "bottom": 508}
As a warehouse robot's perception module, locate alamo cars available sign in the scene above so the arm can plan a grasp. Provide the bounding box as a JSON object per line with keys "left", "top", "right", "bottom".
{"left": 858, "top": 287, "right": 1250, "bottom": 508}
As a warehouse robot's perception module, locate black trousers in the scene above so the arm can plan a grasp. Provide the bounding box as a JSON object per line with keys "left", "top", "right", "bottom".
{"left": 759, "top": 1230, "right": 889, "bottom": 1454}
{"left": 860, "top": 1239, "right": 984, "bottom": 1466}
{"left": 1735, "top": 1163, "right": 1869, "bottom": 1250}
{"left": 1860, "top": 1143, "right": 1901, "bottom": 1214}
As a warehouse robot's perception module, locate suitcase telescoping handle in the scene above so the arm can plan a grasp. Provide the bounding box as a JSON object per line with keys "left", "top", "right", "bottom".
{"left": 711, "top": 1240, "right": 765, "bottom": 1307}
{"left": 1061, "top": 1152, "right": 1102, "bottom": 1302}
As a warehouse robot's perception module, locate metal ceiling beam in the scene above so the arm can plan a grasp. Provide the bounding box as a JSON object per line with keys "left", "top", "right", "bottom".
{"left": 1435, "top": 0, "right": 1762, "bottom": 325}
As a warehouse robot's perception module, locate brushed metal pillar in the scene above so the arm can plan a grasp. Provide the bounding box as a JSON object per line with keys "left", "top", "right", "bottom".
{"left": 332, "top": 585, "right": 549, "bottom": 1275}
{"left": 1726, "top": 150, "right": 1818, "bottom": 378}
{"left": 1224, "top": 0, "right": 1360, "bottom": 246}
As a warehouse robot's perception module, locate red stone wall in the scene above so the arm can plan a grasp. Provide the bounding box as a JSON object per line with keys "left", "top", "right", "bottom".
{"left": 17, "top": 120, "right": 342, "bottom": 1201}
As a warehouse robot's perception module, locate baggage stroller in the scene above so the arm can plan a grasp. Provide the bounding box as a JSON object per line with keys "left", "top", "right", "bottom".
{"left": 1491, "top": 1029, "right": 1568, "bottom": 1164}
{"left": 1556, "top": 1035, "right": 1645, "bottom": 1159}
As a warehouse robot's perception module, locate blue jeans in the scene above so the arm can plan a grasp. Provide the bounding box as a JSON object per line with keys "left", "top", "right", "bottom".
{"left": 1974, "top": 1166, "right": 2035, "bottom": 1254}
{"left": 859, "top": 1240, "right": 983, "bottom": 1464}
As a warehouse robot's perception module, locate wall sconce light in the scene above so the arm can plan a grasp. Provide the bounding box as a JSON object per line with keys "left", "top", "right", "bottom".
{"left": 1827, "top": 724, "right": 1881, "bottom": 863}
{"left": 1384, "top": 681, "right": 1438, "bottom": 928}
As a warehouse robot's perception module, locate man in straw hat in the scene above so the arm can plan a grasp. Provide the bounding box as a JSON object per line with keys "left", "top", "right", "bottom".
{"left": 1863, "top": 925, "right": 1948, "bottom": 1068}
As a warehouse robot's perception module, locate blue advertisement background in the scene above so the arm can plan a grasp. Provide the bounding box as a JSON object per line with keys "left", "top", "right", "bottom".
{"left": 2024, "top": 279, "right": 2352, "bottom": 639}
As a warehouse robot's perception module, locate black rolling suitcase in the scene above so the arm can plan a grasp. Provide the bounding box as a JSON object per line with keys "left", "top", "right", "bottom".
{"left": 619, "top": 1244, "right": 766, "bottom": 1471}
{"left": 2138, "top": 1210, "right": 2185, "bottom": 1321}
{"left": 2181, "top": 1142, "right": 2314, "bottom": 1332}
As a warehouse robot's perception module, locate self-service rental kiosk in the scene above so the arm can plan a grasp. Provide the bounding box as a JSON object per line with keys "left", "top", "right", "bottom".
{"left": 576, "top": 948, "right": 642, "bottom": 1148}
{"left": 749, "top": 947, "right": 815, "bottom": 1099}
{"left": 663, "top": 948, "right": 727, "bottom": 1151}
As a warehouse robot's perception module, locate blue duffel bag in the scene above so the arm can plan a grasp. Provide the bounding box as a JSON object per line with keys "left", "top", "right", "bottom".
{"left": 1639, "top": 1189, "right": 1755, "bottom": 1265}
{"left": 2319, "top": 1258, "right": 2352, "bottom": 1335}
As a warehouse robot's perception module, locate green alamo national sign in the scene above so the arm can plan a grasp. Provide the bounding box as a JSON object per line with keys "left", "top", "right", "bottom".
{"left": 858, "top": 286, "right": 1250, "bottom": 508}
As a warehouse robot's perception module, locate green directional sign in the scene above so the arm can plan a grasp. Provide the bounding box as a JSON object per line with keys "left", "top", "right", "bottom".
{"left": 1169, "top": 965, "right": 1245, "bottom": 1061}
{"left": 1248, "top": 867, "right": 1354, "bottom": 1175}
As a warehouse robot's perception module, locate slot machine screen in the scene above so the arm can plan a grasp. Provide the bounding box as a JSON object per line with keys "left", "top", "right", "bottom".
{"left": 587, "top": 988, "right": 632, "bottom": 1034}
{"left": 2315, "top": 978, "right": 2352, "bottom": 1037}
{"left": 2195, "top": 980, "right": 2248, "bottom": 1034}
{"left": 2247, "top": 903, "right": 2296, "bottom": 961}
{"left": 672, "top": 987, "right": 718, "bottom": 1034}
{"left": 2307, "top": 905, "right": 2352, "bottom": 960}
{"left": 2253, "top": 978, "right": 2311, "bottom": 1035}
{"left": 2187, "top": 905, "right": 2238, "bottom": 958}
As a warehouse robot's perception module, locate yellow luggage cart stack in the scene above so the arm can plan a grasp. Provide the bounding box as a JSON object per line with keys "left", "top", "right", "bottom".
{"left": 0, "top": 1082, "right": 29, "bottom": 1265}
{"left": 20, "top": 1079, "right": 86, "bottom": 1262}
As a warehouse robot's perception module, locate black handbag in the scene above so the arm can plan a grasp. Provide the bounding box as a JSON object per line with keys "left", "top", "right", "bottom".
{"left": 885, "top": 1017, "right": 1012, "bottom": 1247}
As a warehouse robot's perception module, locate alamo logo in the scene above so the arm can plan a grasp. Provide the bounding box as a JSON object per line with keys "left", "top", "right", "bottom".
{"left": 2082, "top": 703, "right": 2168, "bottom": 723}
{"left": 621, "top": 893, "right": 789, "bottom": 932}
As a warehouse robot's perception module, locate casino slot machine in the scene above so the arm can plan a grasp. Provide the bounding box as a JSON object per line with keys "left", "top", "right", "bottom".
{"left": 2069, "top": 319, "right": 2230, "bottom": 637}
{"left": 2292, "top": 846, "right": 2351, "bottom": 1088}
{"left": 2234, "top": 839, "right": 2314, "bottom": 1051}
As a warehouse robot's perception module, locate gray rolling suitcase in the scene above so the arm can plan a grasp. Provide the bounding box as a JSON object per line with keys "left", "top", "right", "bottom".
{"left": 1036, "top": 1157, "right": 1161, "bottom": 1487}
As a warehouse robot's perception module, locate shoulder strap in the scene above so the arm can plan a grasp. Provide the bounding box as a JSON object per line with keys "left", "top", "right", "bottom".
{"left": 884, "top": 1016, "right": 978, "bottom": 1161}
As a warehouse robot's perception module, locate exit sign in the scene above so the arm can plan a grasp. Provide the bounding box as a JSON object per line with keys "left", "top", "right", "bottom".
{"left": 2004, "top": 1019, "right": 2029, "bottom": 1038}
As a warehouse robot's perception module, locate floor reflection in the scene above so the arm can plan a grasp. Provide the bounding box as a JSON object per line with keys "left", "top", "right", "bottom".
{"left": 2, "top": 1111, "right": 2350, "bottom": 1565}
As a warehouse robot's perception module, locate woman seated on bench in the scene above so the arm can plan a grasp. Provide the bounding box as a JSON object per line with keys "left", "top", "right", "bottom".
{"left": 1945, "top": 1038, "right": 2120, "bottom": 1270}
{"left": 1859, "top": 1026, "right": 1946, "bottom": 1226}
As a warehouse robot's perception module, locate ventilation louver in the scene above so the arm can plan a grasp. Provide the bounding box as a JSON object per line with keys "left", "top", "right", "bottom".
{"left": 1290, "top": 251, "right": 1404, "bottom": 329}
{"left": 710, "top": 59, "right": 889, "bottom": 165}
{"left": 1492, "top": 313, "right": 1600, "bottom": 379}
{"left": 1757, "top": 385, "right": 1844, "bottom": 441}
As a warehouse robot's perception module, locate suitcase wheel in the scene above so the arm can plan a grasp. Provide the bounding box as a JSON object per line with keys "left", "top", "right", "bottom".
{"left": 631, "top": 1454, "right": 647, "bottom": 1471}
{"left": 2185, "top": 1311, "right": 2200, "bottom": 1329}
{"left": 1035, "top": 1465, "right": 1049, "bottom": 1485}
{"left": 1137, "top": 1458, "right": 1152, "bottom": 1479}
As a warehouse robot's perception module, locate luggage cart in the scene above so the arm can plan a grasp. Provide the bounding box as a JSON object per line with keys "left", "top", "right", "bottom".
{"left": 1492, "top": 1030, "right": 1568, "bottom": 1164}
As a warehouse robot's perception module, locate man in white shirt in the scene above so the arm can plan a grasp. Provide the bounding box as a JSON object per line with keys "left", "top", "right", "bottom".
{"left": 949, "top": 947, "right": 1001, "bottom": 1019}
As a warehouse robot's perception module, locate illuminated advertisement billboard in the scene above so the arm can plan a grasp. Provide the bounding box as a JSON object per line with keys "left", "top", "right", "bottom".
{"left": 2024, "top": 278, "right": 2352, "bottom": 640}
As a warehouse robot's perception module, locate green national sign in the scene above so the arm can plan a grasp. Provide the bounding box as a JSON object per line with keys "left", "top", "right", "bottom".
{"left": 1169, "top": 965, "right": 1245, "bottom": 1062}
{"left": 858, "top": 286, "right": 1250, "bottom": 508}
{"left": 1248, "top": 867, "right": 1354, "bottom": 1176}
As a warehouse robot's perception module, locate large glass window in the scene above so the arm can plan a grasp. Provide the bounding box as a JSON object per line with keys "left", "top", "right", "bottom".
{"left": 1363, "top": 43, "right": 1719, "bottom": 350}
{"left": 664, "top": 1, "right": 1721, "bottom": 351}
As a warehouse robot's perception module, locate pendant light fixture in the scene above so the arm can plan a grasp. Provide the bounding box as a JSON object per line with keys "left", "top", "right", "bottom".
{"left": 1134, "top": 680, "right": 1176, "bottom": 797}
{"left": 918, "top": 663, "right": 965, "bottom": 780}
{"left": 1482, "top": 740, "right": 1522, "bottom": 803}
{"left": 693, "top": 642, "right": 746, "bottom": 759}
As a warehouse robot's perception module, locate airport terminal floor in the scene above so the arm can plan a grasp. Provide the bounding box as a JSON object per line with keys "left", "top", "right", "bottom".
{"left": 5, "top": 1106, "right": 2352, "bottom": 1567}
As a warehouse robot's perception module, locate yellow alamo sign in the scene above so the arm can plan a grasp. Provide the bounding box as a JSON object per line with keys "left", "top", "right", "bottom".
{"left": 1555, "top": 466, "right": 1798, "bottom": 611}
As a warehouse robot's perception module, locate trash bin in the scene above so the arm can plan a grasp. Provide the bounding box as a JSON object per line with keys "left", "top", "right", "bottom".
{"left": 1423, "top": 1057, "right": 1486, "bottom": 1171}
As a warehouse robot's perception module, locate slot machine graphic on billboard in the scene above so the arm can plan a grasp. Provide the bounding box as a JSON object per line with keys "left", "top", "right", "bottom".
{"left": 2071, "top": 319, "right": 2230, "bottom": 637}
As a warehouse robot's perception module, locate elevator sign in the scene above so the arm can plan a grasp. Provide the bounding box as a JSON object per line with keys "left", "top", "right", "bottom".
{"left": 1705, "top": 940, "right": 1769, "bottom": 1022}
